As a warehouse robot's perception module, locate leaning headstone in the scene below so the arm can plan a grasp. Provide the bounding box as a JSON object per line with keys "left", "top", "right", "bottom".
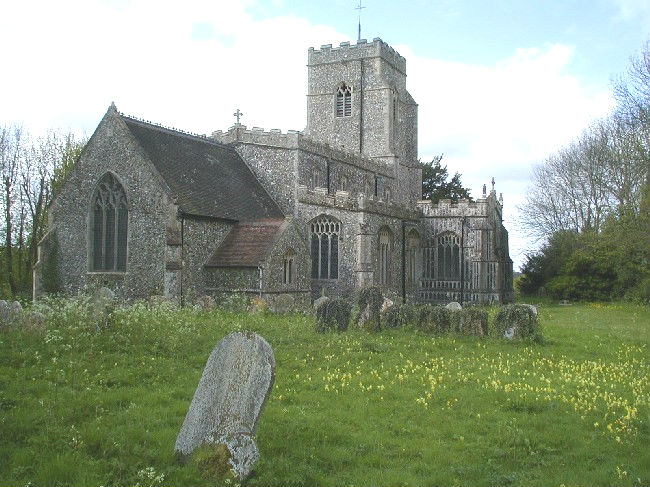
{"left": 494, "top": 304, "right": 540, "bottom": 340}
{"left": 92, "top": 287, "right": 115, "bottom": 329}
{"left": 175, "top": 332, "right": 276, "bottom": 481}
{"left": 445, "top": 301, "right": 462, "bottom": 311}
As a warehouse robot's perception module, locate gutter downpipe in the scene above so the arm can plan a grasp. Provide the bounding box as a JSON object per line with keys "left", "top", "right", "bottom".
{"left": 258, "top": 265, "right": 263, "bottom": 298}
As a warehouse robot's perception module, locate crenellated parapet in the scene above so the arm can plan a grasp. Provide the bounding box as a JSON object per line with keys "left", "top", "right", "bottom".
{"left": 417, "top": 192, "right": 503, "bottom": 218}
{"left": 211, "top": 125, "right": 395, "bottom": 177}
{"left": 308, "top": 38, "right": 406, "bottom": 74}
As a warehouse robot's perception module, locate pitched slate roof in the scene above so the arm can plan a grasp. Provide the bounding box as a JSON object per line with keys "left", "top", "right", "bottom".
{"left": 121, "top": 115, "right": 283, "bottom": 221}
{"left": 205, "top": 219, "right": 285, "bottom": 267}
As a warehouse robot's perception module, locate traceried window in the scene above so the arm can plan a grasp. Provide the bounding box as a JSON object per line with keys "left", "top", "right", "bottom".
{"left": 283, "top": 249, "right": 296, "bottom": 284}
{"left": 91, "top": 173, "right": 128, "bottom": 271}
{"left": 436, "top": 232, "right": 460, "bottom": 280}
{"left": 378, "top": 227, "right": 392, "bottom": 286}
{"left": 336, "top": 83, "right": 352, "bottom": 117}
{"left": 310, "top": 216, "right": 340, "bottom": 279}
{"left": 406, "top": 229, "right": 420, "bottom": 286}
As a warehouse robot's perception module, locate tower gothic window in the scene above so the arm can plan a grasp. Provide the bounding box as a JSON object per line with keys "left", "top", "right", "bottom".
{"left": 310, "top": 216, "right": 340, "bottom": 279}
{"left": 436, "top": 232, "right": 460, "bottom": 280}
{"left": 378, "top": 227, "right": 392, "bottom": 286}
{"left": 336, "top": 83, "right": 352, "bottom": 117}
{"left": 91, "top": 173, "right": 128, "bottom": 271}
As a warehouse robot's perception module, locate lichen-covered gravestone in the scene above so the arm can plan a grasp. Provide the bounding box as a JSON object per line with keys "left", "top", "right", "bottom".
{"left": 445, "top": 301, "right": 462, "bottom": 311}
{"left": 175, "top": 332, "right": 275, "bottom": 481}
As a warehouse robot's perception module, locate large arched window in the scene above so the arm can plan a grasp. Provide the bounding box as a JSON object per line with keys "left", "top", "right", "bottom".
{"left": 91, "top": 173, "right": 128, "bottom": 271}
{"left": 336, "top": 83, "right": 352, "bottom": 117}
{"left": 406, "top": 229, "right": 420, "bottom": 286}
{"left": 436, "top": 232, "right": 460, "bottom": 280}
{"left": 378, "top": 226, "right": 393, "bottom": 286}
{"left": 311, "top": 216, "right": 340, "bottom": 279}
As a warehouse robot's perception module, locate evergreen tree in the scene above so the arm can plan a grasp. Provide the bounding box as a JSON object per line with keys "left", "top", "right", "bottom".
{"left": 421, "top": 155, "right": 472, "bottom": 203}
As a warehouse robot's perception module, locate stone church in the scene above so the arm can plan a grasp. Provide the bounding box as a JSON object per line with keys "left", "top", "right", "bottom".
{"left": 34, "top": 38, "right": 513, "bottom": 308}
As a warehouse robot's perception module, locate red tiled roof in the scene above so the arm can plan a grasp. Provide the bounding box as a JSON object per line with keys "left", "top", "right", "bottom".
{"left": 205, "top": 219, "right": 285, "bottom": 267}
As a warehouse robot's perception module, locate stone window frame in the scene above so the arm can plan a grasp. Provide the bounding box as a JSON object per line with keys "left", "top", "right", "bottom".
{"left": 406, "top": 228, "right": 420, "bottom": 287}
{"left": 283, "top": 249, "right": 296, "bottom": 285}
{"left": 310, "top": 215, "right": 341, "bottom": 280}
{"left": 436, "top": 231, "right": 461, "bottom": 280}
{"left": 311, "top": 166, "right": 324, "bottom": 189}
{"left": 338, "top": 174, "right": 349, "bottom": 192}
{"left": 377, "top": 226, "right": 393, "bottom": 286}
{"left": 88, "top": 172, "right": 129, "bottom": 273}
{"left": 335, "top": 83, "right": 352, "bottom": 118}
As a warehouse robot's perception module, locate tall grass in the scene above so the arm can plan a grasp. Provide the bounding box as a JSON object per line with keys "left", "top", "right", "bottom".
{"left": 0, "top": 298, "right": 648, "bottom": 486}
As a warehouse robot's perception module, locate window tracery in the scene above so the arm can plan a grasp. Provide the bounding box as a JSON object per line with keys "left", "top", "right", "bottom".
{"left": 336, "top": 83, "right": 352, "bottom": 117}
{"left": 310, "top": 216, "right": 340, "bottom": 279}
{"left": 91, "top": 173, "right": 128, "bottom": 272}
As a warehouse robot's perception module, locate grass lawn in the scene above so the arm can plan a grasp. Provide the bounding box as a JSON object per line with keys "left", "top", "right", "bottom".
{"left": 0, "top": 299, "right": 648, "bottom": 486}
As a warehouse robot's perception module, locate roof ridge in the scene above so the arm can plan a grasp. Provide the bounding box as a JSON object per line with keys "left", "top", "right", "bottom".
{"left": 119, "top": 112, "right": 234, "bottom": 150}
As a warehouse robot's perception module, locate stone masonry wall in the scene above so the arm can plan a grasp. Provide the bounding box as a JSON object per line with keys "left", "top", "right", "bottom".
{"left": 39, "top": 108, "right": 174, "bottom": 299}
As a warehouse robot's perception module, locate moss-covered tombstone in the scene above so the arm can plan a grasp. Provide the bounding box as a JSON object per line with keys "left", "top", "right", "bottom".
{"left": 493, "top": 304, "right": 541, "bottom": 340}
{"left": 458, "top": 307, "right": 489, "bottom": 336}
{"left": 315, "top": 298, "right": 352, "bottom": 332}
{"left": 382, "top": 303, "right": 418, "bottom": 328}
{"left": 356, "top": 286, "right": 383, "bottom": 332}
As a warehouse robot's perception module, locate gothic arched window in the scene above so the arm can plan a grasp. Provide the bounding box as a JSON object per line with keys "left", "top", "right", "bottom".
{"left": 406, "top": 229, "right": 420, "bottom": 286}
{"left": 378, "top": 226, "right": 393, "bottom": 286}
{"left": 436, "top": 232, "right": 460, "bottom": 280}
{"left": 91, "top": 173, "right": 128, "bottom": 271}
{"left": 283, "top": 249, "right": 296, "bottom": 284}
{"left": 336, "top": 83, "right": 352, "bottom": 117}
{"left": 310, "top": 216, "right": 340, "bottom": 279}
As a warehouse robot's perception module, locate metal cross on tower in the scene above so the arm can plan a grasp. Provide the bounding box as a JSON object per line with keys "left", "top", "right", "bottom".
{"left": 355, "top": 0, "right": 366, "bottom": 41}
{"left": 233, "top": 108, "right": 243, "bottom": 124}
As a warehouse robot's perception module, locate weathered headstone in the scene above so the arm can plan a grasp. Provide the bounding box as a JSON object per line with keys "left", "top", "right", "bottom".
{"left": 0, "top": 300, "right": 10, "bottom": 326}
{"left": 92, "top": 287, "right": 115, "bottom": 329}
{"left": 445, "top": 301, "right": 462, "bottom": 311}
{"left": 313, "top": 295, "right": 329, "bottom": 310}
{"left": 521, "top": 304, "right": 538, "bottom": 317}
{"left": 175, "top": 332, "right": 275, "bottom": 481}
{"left": 23, "top": 311, "right": 46, "bottom": 331}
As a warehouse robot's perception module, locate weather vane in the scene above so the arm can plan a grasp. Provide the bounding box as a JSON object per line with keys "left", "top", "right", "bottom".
{"left": 355, "top": 0, "right": 366, "bottom": 41}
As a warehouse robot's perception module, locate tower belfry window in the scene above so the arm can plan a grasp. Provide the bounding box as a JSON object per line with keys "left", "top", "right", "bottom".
{"left": 336, "top": 84, "right": 352, "bottom": 117}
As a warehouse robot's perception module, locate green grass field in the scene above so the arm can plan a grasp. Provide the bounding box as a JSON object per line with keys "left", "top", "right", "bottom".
{"left": 1, "top": 299, "right": 648, "bottom": 486}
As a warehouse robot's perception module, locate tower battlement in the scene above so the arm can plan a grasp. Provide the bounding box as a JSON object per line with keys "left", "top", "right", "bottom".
{"left": 308, "top": 37, "right": 406, "bottom": 74}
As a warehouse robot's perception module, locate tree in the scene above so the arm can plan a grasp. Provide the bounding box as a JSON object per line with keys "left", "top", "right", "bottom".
{"left": 421, "top": 154, "right": 472, "bottom": 203}
{"left": 1, "top": 125, "right": 23, "bottom": 297}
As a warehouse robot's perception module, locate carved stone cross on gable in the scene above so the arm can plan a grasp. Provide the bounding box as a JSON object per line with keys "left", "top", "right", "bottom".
{"left": 233, "top": 109, "right": 243, "bottom": 124}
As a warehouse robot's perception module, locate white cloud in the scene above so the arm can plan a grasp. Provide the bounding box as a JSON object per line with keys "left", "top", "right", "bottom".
{"left": 0, "top": 0, "right": 615, "bottom": 268}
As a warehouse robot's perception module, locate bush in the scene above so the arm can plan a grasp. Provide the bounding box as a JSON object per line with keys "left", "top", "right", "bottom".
{"left": 356, "top": 286, "right": 383, "bottom": 331}
{"left": 315, "top": 298, "right": 352, "bottom": 332}
{"left": 382, "top": 303, "right": 417, "bottom": 328}
{"left": 493, "top": 304, "right": 540, "bottom": 340}
{"left": 458, "top": 307, "right": 489, "bottom": 336}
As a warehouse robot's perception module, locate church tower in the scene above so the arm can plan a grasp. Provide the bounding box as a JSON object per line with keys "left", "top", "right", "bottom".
{"left": 305, "top": 38, "right": 418, "bottom": 167}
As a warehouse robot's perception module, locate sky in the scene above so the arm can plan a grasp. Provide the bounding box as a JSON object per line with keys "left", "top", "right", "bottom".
{"left": 1, "top": 0, "right": 648, "bottom": 270}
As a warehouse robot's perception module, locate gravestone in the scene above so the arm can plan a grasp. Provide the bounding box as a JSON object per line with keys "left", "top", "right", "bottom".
{"left": 521, "top": 304, "right": 538, "bottom": 317}
{"left": 92, "top": 287, "right": 115, "bottom": 329}
{"left": 381, "top": 297, "right": 394, "bottom": 312}
{"left": 0, "top": 300, "right": 10, "bottom": 326}
{"left": 313, "top": 295, "right": 329, "bottom": 310}
{"left": 445, "top": 301, "right": 462, "bottom": 311}
{"left": 175, "top": 331, "right": 275, "bottom": 481}
{"left": 23, "top": 311, "right": 46, "bottom": 331}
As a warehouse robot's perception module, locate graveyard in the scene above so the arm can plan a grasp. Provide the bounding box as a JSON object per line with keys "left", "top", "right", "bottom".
{"left": 0, "top": 297, "right": 648, "bottom": 486}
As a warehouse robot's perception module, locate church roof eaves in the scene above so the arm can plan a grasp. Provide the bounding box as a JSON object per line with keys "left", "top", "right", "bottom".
{"left": 120, "top": 114, "right": 284, "bottom": 221}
